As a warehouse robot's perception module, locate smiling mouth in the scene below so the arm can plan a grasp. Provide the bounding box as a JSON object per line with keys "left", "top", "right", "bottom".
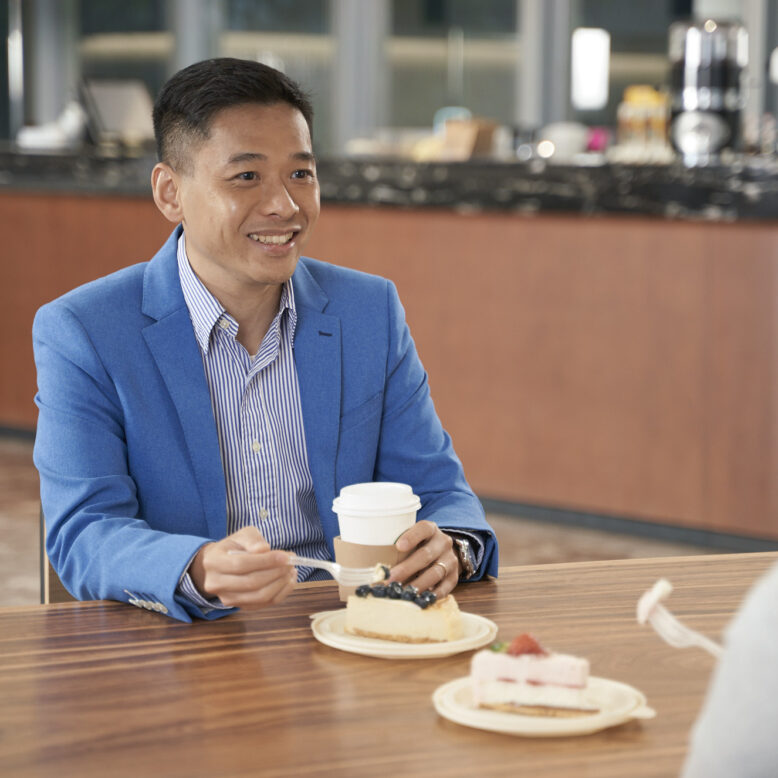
{"left": 248, "top": 231, "right": 298, "bottom": 245}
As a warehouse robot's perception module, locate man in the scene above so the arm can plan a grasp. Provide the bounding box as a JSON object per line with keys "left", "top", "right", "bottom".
{"left": 33, "top": 58, "right": 497, "bottom": 622}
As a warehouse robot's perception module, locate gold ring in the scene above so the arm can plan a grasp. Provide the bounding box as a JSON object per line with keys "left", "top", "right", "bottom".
{"left": 434, "top": 560, "right": 448, "bottom": 578}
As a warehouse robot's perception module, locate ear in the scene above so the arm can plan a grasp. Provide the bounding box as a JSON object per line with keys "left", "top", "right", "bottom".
{"left": 151, "top": 162, "right": 184, "bottom": 223}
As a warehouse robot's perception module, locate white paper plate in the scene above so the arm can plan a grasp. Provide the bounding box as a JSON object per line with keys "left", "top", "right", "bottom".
{"left": 433, "top": 676, "right": 656, "bottom": 737}
{"left": 310, "top": 609, "right": 498, "bottom": 659}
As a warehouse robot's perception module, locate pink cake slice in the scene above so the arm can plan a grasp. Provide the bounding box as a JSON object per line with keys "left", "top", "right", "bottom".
{"left": 470, "top": 634, "right": 599, "bottom": 717}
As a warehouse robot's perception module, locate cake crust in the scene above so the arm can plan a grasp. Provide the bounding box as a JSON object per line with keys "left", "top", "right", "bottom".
{"left": 345, "top": 591, "right": 462, "bottom": 643}
{"left": 479, "top": 701, "right": 595, "bottom": 718}
{"left": 346, "top": 626, "right": 448, "bottom": 644}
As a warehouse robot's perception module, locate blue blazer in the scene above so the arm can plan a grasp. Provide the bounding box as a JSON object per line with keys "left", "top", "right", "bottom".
{"left": 33, "top": 227, "right": 497, "bottom": 621}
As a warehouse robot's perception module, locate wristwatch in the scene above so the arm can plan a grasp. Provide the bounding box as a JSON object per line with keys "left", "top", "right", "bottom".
{"left": 450, "top": 535, "right": 476, "bottom": 580}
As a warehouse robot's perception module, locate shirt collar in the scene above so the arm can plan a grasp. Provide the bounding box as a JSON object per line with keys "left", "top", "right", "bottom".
{"left": 176, "top": 231, "right": 297, "bottom": 354}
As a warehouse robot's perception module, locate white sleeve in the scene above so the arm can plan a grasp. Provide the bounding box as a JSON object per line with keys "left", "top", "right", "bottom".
{"left": 682, "top": 562, "right": 778, "bottom": 778}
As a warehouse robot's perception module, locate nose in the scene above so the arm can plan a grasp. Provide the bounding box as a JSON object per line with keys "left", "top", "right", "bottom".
{"left": 261, "top": 176, "right": 300, "bottom": 219}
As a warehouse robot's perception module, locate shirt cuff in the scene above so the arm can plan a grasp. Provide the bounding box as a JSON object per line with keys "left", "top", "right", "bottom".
{"left": 176, "top": 563, "right": 230, "bottom": 614}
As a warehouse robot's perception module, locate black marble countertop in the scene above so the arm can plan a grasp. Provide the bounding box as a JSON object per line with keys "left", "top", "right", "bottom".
{"left": 2, "top": 146, "right": 778, "bottom": 222}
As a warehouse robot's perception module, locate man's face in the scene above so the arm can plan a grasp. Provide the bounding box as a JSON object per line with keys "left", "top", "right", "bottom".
{"left": 174, "top": 102, "right": 320, "bottom": 299}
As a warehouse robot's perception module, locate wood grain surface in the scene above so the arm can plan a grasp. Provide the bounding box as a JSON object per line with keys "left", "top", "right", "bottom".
{"left": 6, "top": 191, "right": 778, "bottom": 538}
{"left": 1, "top": 552, "right": 776, "bottom": 778}
{"left": 309, "top": 205, "right": 778, "bottom": 538}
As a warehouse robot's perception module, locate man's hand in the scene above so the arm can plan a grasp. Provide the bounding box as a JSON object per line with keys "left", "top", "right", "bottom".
{"left": 387, "top": 520, "right": 461, "bottom": 598}
{"left": 189, "top": 526, "right": 297, "bottom": 609}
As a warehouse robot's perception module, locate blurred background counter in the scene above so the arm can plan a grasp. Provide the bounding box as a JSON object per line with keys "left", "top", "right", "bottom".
{"left": 4, "top": 150, "right": 778, "bottom": 219}
{"left": 3, "top": 150, "right": 778, "bottom": 546}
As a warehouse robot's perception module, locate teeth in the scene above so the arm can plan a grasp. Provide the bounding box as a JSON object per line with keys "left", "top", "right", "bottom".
{"left": 249, "top": 232, "right": 294, "bottom": 245}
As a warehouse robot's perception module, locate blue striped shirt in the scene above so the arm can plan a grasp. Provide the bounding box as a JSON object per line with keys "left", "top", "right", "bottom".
{"left": 175, "top": 233, "right": 331, "bottom": 609}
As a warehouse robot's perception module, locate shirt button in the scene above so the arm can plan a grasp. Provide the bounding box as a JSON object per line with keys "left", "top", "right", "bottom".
{"left": 219, "top": 319, "right": 230, "bottom": 330}
{"left": 251, "top": 440, "right": 261, "bottom": 453}
{"left": 259, "top": 508, "right": 269, "bottom": 520}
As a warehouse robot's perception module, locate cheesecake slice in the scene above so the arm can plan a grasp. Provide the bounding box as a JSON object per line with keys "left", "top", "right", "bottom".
{"left": 345, "top": 582, "right": 463, "bottom": 643}
{"left": 470, "top": 634, "right": 599, "bottom": 717}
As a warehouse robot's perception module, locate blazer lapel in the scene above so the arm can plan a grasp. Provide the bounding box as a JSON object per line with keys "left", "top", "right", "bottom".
{"left": 293, "top": 261, "right": 342, "bottom": 549}
{"left": 141, "top": 228, "right": 227, "bottom": 540}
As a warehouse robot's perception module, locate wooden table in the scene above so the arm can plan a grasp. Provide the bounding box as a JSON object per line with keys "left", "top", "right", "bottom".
{"left": 1, "top": 552, "right": 776, "bottom": 778}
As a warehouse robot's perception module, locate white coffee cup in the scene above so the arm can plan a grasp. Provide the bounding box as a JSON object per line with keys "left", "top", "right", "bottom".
{"left": 332, "top": 482, "right": 421, "bottom": 546}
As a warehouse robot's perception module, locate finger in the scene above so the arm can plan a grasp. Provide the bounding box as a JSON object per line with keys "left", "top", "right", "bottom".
{"left": 405, "top": 564, "right": 457, "bottom": 599}
{"left": 388, "top": 545, "right": 438, "bottom": 584}
{"left": 206, "top": 565, "right": 284, "bottom": 593}
{"left": 219, "top": 567, "right": 297, "bottom": 609}
{"left": 216, "top": 548, "right": 291, "bottom": 576}
{"left": 395, "top": 520, "right": 436, "bottom": 553}
{"left": 388, "top": 531, "right": 450, "bottom": 584}
{"left": 225, "top": 525, "right": 269, "bottom": 553}
{"left": 405, "top": 551, "right": 459, "bottom": 596}
{"left": 209, "top": 563, "right": 295, "bottom": 603}
{"left": 431, "top": 574, "right": 457, "bottom": 599}
{"left": 269, "top": 570, "right": 298, "bottom": 605}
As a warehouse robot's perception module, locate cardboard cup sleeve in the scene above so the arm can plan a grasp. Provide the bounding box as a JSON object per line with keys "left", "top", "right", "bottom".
{"left": 333, "top": 536, "right": 409, "bottom": 601}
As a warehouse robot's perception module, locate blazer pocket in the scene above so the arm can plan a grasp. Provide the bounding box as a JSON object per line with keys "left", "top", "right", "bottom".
{"left": 340, "top": 391, "right": 383, "bottom": 433}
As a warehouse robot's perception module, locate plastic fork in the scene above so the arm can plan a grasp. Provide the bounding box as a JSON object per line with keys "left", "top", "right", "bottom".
{"left": 637, "top": 578, "right": 723, "bottom": 659}
{"left": 286, "top": 554, "right": 378, "bottom": 586}
{"left": 226, "top": 550, "right": 379, "bottom": 586}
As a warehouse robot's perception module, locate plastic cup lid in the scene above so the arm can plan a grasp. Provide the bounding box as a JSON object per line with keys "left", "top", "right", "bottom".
{"left": 332, "top": 482, "right": 421, "bottom": 514}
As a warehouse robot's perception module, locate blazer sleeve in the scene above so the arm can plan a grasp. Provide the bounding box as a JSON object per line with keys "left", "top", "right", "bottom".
{"left": 374, "top": 280, "right": 498, "bottom": 579}
{"left": 33, "top": 300, "right": 232, "bottom": 623}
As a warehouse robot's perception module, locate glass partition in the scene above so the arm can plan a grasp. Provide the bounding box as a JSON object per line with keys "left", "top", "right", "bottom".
{"left": 571, "top": 0, "right": 692, "bottom": 127}
{"left": 0, "top": 2, "right": 9, "bottom": 140}
{"left": 388, "top": 0, "right": 518, "bottom": 130}
{"left": 223, "top": 0, "right": 332, "bottom": 153}
{"left": 3, "top": 0, "right": 778, "bottom": 155}
{"left": 79, "top": 0, "right": 169, "bottom": 99}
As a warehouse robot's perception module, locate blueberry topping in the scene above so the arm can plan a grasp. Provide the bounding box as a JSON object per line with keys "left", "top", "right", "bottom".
{"left": 379, "top": 564, "right": 391, "bottom": 580}
{"left": 361, "top": 581, "right": 436, "bottom": 608}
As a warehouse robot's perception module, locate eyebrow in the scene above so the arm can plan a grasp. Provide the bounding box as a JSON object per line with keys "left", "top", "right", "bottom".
{"left": 226, "top": 151, "right": 316, "bottom": 166}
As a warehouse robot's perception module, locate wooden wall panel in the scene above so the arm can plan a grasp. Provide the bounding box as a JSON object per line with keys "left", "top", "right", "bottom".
{"left": 3, "top": 191, "right": 778, "bottom": 538}
{"left": 308, "top": 205, "right": 778, "bottom": 539}
{"left": 0, "top": 192, "right": 172, "bottom": 428}
{"left": 702, "top": 224, "right": 778, "bottom": 536}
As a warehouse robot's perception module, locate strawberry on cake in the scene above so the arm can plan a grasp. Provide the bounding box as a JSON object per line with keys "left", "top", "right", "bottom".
{"left": 470, "top": 633, "right": 599, "bottom": 717}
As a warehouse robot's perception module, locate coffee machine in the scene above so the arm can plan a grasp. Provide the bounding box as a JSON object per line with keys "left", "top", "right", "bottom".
{"left": 668, "top": 19, "right": 748, "bottom": 160}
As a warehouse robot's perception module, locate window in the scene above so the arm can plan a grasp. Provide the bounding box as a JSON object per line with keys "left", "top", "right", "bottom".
{"left": 389, "top": 0, "right": 519, "bottom": 130}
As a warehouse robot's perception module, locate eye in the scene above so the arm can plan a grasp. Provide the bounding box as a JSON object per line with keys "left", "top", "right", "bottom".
{"left": 292, "top": 169, "right": 315, "bottom": 180}
{"left": 235, "top": 171, "right": 257, "bottom": 181}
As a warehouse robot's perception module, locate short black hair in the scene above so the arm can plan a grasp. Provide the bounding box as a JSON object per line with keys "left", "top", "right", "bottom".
{"left": 152, "top": 57, "right": 314, "bottom": 173}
